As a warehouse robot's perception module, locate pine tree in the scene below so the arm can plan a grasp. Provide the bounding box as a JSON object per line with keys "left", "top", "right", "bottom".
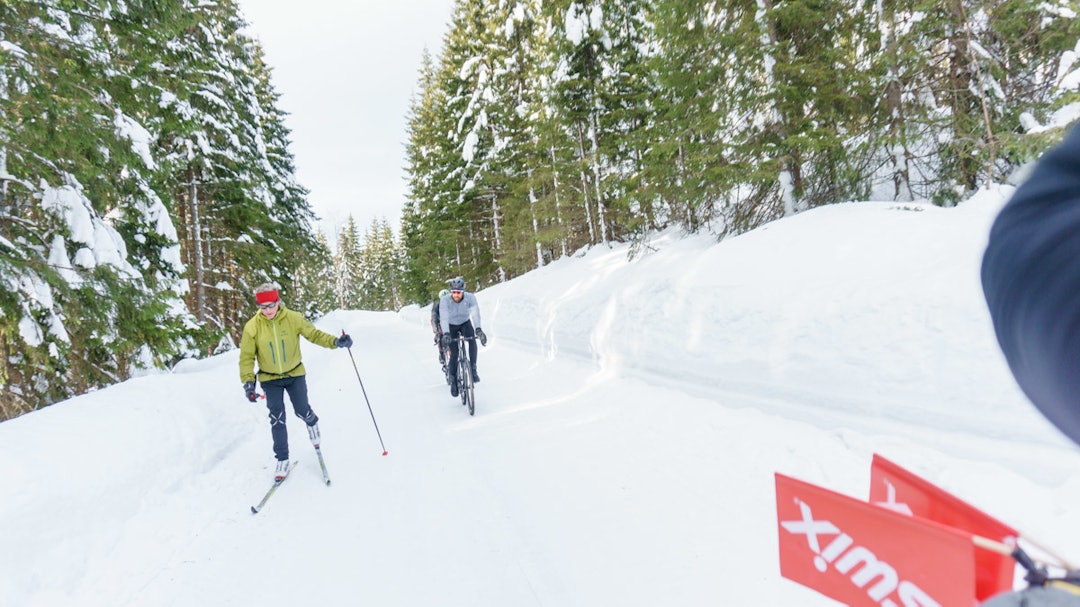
{"left": 0, "top": 1, "right": 319, "bottom": 418}
{"left": 334, "top": 217, "right": 364, "bottom": 309}
{"left": 290, "top": 232, "right": 336, "bottom": 318}
{"left": 0, "top": 0, "right": 200, "bottom": 416}
{"left": 355, "top": 218, "right": 405, "bottom": 311}
{"left": 524, "top": 15, "right": 582, "bottom": 264}
{"left": 863, "top": 0, "right": 1078, "bottom": 204}
{"left": 435, "top": 0, "right": 502, "bottom": 284}
{"left": 156, "top": 0, "right": 322, "bottom": 346}
{"left": 960, "top": 0, "right": 1078, "bottom": 186}
{"left": 643, "top": 0, "right": 751, "bottom": 235}
{"left": 401, "top": 48, "right": 462, "bottom": 301}
{"left": 403, "top": 0, "right": 514, "bottom": 293}
{"left": 466, "top": 0, "right": 551, "bottom": 280}
{"left": 397, "top": 0, "right": 1080, "bottom": 310}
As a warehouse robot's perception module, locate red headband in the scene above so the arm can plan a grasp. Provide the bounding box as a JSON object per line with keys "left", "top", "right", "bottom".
{"left": 255, "top": 290, "right": 279, "bottom": 305}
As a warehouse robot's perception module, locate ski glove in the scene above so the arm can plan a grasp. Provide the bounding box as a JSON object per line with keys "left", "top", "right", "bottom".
{"left": 433, "top": 333, "right": 442, "bottom": 346}
{"left": 336, "top": 333, "right": 353, "bottom": 349}
{"left": 243, "top": 381, "right": 258, "bottom": 403}
{"left": 441, "top": 334, "right": 452, "bottom": 350}
{"left": 476, "top": 328, "right": 487, "bottom": 347}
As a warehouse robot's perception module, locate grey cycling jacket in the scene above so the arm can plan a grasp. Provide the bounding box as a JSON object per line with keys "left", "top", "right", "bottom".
{"left": 439, "top": 292, "right": 481, "bottom": 333}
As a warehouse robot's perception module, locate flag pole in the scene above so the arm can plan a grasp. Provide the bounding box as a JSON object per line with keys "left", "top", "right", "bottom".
{"left": 972, "top": 534, "right": 1074, "bottom": 573}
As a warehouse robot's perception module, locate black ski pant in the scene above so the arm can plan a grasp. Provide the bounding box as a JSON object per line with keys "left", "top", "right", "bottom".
{"left": 262, "top": 374, "right": 318, "bottom": 461}
{"left": 446, "top": 320, "right": 477, "bottom": 379}
{"left": 435, "top": 329, "right": 446, "bottom": 364}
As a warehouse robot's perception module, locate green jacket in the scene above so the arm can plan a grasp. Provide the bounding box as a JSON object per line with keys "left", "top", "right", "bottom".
{"left": 238, "top": 304, "right": 339, "bottom": 384}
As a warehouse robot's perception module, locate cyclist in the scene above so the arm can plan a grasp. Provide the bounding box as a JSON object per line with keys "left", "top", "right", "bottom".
{"left": 431, "top": 288, "right": 450, "bottom": 374}
{"left": 439, "top": 276, "right": 487, "bottom": 397}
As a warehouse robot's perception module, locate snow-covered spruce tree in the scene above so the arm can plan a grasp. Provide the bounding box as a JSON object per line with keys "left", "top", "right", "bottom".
{"left": 522, "top": 12, "right": 580, "bottom": 265}
{"left": 356, "top": 218, "right": 405, "bottom": 311}
{"left": 466, "top": 0, "right": 555, "bottom": 281}
{"left": 95, "top": 0, "right": 204, "bottom": 358}
{"left": 866, "top": 0, "right": 1079, "bottom": 205}
{"left": 581, "top": 0, "right": 656, "bottom": 240}
{"left": 246, "top": 40, "right": 328, "bottom": 319}
{"left": 961, "top": 0, "right": 1079, "bottom": 186}
{"left": 290, "top": 231, "right": 336, "bottom": 319}
{"left": 155, "top": 0, "right": 323, "bottom": 348}
{"left": 403, "top": 0, "right": 506, "bottom": 295}
{"left": 397, "top": 0, "right": 1080, "bottom": 307}
{"left": 431, "top": 0, "right": 504, "bottom": 286}
{"left": 401, "top": 35, "right": 496, "bottom": 301}
{"left": 539, "top": 0, "right": 656, "bottom": 248}
{"left": 935, "top": 0, "right": 1007, "bottom": 201}
{"left": 740, "top": 0, "right": 878, "bottom": 218}
{"left": 0, "top": 0, "right": 199, "bottom": 418}
{"left": 404, "top": 0, "right": 565, "bottom": 294}
{"left": 641, "top": 0, "right": 759, "bottom": 236}
{"left": 869, "top": 0, "right": 925, "bottom": 202}
{"left": 399, "top": 49, "right": 449, "bottom": 302}
{"left": 399, "top": 46, "right": 470, "bottom": 302}
{"left": 333, "top": 216, "right": 364, "bottom": 311}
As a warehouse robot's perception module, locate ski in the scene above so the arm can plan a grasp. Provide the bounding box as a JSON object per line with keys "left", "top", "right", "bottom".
{"left": 250, "top": 460, "right": 298, "bottom": 514}
{"left": 314, "top": 445, "right": 331, "bottom": 486}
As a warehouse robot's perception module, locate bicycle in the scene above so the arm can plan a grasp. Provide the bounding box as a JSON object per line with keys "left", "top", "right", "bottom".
{"left": 452, "top": 334, "right": 476, "bottom": 416}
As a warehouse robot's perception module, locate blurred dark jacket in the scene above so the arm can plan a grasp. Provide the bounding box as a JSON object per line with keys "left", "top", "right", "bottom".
{"left": 982, "top": 125, "right": 1080, "bottom": 448}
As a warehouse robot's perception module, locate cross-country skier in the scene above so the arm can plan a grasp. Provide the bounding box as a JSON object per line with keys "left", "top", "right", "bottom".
{"left": 239, "top": 283, "right": 353, "bottom": 480}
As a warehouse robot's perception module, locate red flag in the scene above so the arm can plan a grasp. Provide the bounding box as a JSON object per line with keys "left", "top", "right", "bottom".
{"left": 776, "top": 473, "right": 975, "bottom": 607}
{"left": 869, "top": 454, "right": 1017, "bottom": 601}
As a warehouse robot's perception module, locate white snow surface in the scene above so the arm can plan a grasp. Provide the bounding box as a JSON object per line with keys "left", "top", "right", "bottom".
{"left": 3, "top": 186, "right": 1080, "bottom": 607}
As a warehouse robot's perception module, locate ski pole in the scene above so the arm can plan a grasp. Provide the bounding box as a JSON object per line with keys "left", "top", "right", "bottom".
{"left": 342, "top": 330, "right": 388, "bottom": 456}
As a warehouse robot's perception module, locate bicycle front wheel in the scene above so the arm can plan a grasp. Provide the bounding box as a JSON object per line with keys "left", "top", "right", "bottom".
{"left": 464, "top": 364, "right": 475, "bottom": 416}
{"left": 458, "top": 358, "right": 468, "bottom": 407}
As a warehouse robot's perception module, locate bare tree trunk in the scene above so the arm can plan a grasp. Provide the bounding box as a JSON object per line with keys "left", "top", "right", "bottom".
{"left": 189, "top": 173, "right": 205, "bottom": 322}
{"left": 947, "top": 0, "right": 979, "bottom": 193}
{"left": 0, "top": 147, "right": 7, "bottom": 211}
{"left": 756, "top": 0, "right": 797, "bottom": 216}
{"left": 963, "top": 16, "right": 996, "bottom": 186}
{"left": 575, "top": 123, "right": 596, "bottom": 244}
{"left": 490, "top": 192, "right": 506, "bottom": 282}
{"left": 1, "top": 44, "right": 8, "bottom": 218}
{"left": 676, "top": 142, "right": 690, "bottom": 229}
{"left": 550, "top": 146, "right": 568, "bottom": 259}
{"left": 588, "top": 110, "right": 607, "bottom": 244}
{"left": 878, "top": 0, "right": 913, "bottom": 201}
{"left": 528, "top": 175, "right": 543, "bottom": 270}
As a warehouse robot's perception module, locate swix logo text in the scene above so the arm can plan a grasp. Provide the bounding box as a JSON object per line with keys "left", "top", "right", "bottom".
{"left": 781, "top": 498, "right": 941, "bottom": 607}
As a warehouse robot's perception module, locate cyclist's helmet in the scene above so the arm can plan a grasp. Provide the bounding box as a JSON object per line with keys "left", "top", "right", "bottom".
{"left": 448, "top": 276, "right": 466, "bottom": 291}
{"left": 439, "top": 289, "right": 450, "bottom": 299}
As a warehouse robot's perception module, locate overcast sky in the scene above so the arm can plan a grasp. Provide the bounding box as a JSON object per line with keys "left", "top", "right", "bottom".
{"left": 236, "top": 1, "right": 454, "bottom": 244}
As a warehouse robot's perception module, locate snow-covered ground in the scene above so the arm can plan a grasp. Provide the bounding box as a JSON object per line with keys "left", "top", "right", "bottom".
{"left": 3, "top": 186, "right": 1078, "bottom": 606}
